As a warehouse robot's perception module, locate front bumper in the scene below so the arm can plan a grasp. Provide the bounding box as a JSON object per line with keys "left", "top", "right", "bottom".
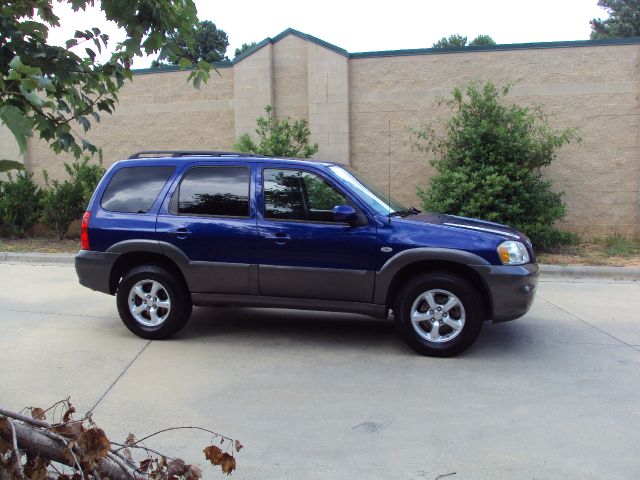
{"left": 75, "top": 249, "right": 119, "bottom": 294}
{"left": 476, "top": 263, "right": 539, "bottom": 322}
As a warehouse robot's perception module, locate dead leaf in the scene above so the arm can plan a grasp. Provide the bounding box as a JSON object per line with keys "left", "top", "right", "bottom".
{"left": 167, "top": 458, "right": 188, "bottom": 477}
{"left": 51, "top": 421, "right": 84, "bottom": 439}
{"left": 185, "top": 464, "right": 202, "bottom": 480}
{"left": 0, "top": 419, "right": 12, "bottom": 462}
{"left": 125, "top": 433, "right": 136, "bottom": 445}
{"left": 203, "top": 445, "right": 224, "bottom": 465}
{"left": 24, "top": 455, "right": 49, "bottom": 480}
{"left": 220, "top": 453, "right": 236, "bottom": 475}
{"left": 234, "top": 440, "right": 243, "bottom": 452}
{"left": 154, "top": 455, "right": 167, "bottom": 475}
{"left": 77, "top": 427, "right": 110, "bottom": 468}
{"left": 137, "top": 458, "right": 152, "bottom": 473}
{"left": 63, "top": 442, "right": 77, "bottom": 467}
{"left": 30, "top": 407, "right": 46, "bottom": 421}
{"left": 62, "top": 405, "right": 76, "bottom": 423}
{"left": 0, "top": 436, "right": 11, "bottom": 458}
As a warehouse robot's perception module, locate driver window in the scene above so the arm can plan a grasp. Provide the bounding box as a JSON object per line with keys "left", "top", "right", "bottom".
{"left": 263, "top": 168, "right": 349, "bottom": 222}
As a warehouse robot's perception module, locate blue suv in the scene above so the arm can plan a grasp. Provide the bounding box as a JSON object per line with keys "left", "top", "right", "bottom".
{"left": 75, "top": 151, "right": 538, "bottom": 356}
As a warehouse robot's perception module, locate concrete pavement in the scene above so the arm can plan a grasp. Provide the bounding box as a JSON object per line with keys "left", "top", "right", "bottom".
{"left": 1, "top": 263, "right": 639, "bottom": 479}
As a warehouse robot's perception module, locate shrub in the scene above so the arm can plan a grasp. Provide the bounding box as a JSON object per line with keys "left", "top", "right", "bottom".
{"left": 413, "top": 82, "right": 579, "bottom": 249}
{"left": 235, "top": 105, "right": 319, "bottom": 158}
{"left": 41, "top": 157, "right": 105, "bottom": 239}
{"left": 0, "top": 171, "right": 43, "bottom": 237}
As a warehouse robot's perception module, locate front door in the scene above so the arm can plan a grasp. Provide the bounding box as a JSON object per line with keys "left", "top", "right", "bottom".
{"left": 256, "top": 166, "right": 378, "bottom": 302}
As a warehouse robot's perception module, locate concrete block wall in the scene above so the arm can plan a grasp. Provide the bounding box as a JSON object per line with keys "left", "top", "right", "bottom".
{"left": 0, "top": 124, "right": 23, "bottom": 181}
{"left": 234, "top": 44, "right": 273, "bottom": 143}
{"left": 6, "top": 29, "right": 639, "bottom": 238}
{"left": 307, "top": 42, "right": 350, "bottom": 164}
{"left": 349, "top": 44, "right": 640, "bottom": 238}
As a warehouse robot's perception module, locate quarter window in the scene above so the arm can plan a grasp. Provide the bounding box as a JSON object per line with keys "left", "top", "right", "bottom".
{"left": 101, "top": 166, "right": 175, "bottom": 213}
{"left": 263, "top": 168, "right": 349, "bottom": 222}
{"left": 178, "top": 166, "right": 250, "bottom": 217}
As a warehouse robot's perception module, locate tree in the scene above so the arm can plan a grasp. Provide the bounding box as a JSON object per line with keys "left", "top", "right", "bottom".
{"left": 413, "top": 82, "right": 578, "bottom": 248}
{"left": 432, "top": 34, "right": 468, "bottom": 48}
{"left": 432, "top": 34, "right": 497, "bottom": 48}
{"left": 234, "top": 42, "right": 257, "bottom": 58}
{"left": 152, "top": 20, "right": 229, "bottom": 67}
{"left": 0, "top": 1, "right": 211, "bottom": 164}
{"left": 590, "top": 0, "right": 640, "bottom": 38}
{"left": 234, "top": 105, "right": 319, "bottom": 158}
{"left": 469, "top": 34, "right": 496, "bottom": 46}
{"left": 41, "top": 157, "right": 105, "bottom": 239}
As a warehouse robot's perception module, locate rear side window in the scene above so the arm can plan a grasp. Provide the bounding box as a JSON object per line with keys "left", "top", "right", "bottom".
{"left": 177, "top": 166, "right": 250, "bottom": 217}
{"left": 101, "top": 166, "right": 175, "bottom": 213}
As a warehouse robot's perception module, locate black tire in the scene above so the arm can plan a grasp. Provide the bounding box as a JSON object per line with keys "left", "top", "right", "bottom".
{"left": 116, "top": 265, "right": 192, "bottom": 340}
{"left": 394, "top": 272, "right": 484, "bottom": 357}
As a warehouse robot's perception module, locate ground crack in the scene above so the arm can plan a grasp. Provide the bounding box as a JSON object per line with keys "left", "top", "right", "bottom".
{"left": 86, "top": 340, "right": 152, "bottom": 415}
{"left": 537, "top": 296, "right": 640, "bottom": 353}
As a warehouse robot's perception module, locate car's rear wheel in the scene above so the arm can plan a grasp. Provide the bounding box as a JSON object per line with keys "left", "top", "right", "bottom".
{"left": 116, "top": 265, "right": 192, "bottom": 339}
{"left": 394, "top": 272, "right": 484, "bottom": 356}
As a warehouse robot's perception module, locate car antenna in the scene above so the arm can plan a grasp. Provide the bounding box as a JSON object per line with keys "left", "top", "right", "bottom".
{"left": 387, "top": 118, "right": 392, "bottom": 224}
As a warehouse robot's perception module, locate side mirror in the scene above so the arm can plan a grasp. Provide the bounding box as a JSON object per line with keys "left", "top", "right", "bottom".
{"left": 332, "top": 205, "right": 357, "bottom": 225}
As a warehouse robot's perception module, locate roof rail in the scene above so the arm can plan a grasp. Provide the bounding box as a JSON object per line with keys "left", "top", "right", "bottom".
{"left": 128, "top": 150, "right": 262, "bottom": 159}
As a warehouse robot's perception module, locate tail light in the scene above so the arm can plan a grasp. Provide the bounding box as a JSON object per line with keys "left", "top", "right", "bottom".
{"left": 81, "top": 211, "right": 91, "bottom": 250}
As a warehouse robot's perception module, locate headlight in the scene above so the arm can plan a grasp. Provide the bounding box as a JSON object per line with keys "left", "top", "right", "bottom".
{"left": 497, "top": 241, "right": 530, "bottom": 265}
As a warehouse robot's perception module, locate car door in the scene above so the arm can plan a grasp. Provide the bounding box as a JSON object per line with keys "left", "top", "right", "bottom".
{"left": 256, "top": 165, "right": 379, "bottom": 302}
{"left": 156, "top": 163, "right": 257, "bottom": 294}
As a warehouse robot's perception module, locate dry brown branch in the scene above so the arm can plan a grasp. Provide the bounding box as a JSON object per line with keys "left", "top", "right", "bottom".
{"left": 0, "top": 400, "right": 241, "bottom": 479}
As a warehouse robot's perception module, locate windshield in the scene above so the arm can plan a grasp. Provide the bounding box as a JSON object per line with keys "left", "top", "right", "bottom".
{"left": 329, "top": 165, "right": 407, "bottom": 216}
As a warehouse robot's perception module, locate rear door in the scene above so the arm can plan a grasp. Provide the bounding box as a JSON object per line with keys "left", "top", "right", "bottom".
{"left": 156, "top": 163, "right": 257, "bottom": 294}
{"left": 256, "top": 165, "right": 379, "bottom": 302}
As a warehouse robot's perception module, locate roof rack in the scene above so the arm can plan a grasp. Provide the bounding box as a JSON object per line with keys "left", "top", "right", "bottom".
{"left": 128, "top": 150, "right": 262, "bottom": 159}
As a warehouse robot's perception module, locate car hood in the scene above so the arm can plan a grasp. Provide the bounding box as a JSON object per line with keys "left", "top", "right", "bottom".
{"left": 400, "top": 212, "right": 528, "bottom": 242}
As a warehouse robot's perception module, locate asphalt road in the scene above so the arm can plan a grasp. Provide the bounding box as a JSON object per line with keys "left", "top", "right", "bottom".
{"left": 1, "top": 263, "right": 639, "bottom": 480}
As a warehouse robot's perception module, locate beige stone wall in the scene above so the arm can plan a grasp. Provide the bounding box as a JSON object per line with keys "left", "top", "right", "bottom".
{"left": 234, "top": 44, "right": 273, "bottom": 143}
{"left": 272, "top": 35, "right": 308, "bottom": 120}
{"left": 307, "top": 42, "right": 350, "bottom": 164}
{"left": 0, "top": 124, "right": 23, "bottom": 181}
{"left": 349, "top": 45, "right": 640, "bottom": 238}
{"left": 27, "top": 67, "right": 236, "bottom": 183}
{"left": 7, "top": 31, "right": 639, "bottom": 238}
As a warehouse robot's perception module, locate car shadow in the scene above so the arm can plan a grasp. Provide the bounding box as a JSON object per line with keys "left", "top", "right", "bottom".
{"left": 175, "top": 306, "right": 540, "bottom": 358}
{"left": 177, "top": 305, "right": 409, "bottom": 352}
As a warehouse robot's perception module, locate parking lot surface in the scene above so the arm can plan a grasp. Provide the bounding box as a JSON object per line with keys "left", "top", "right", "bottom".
{"left": 1, "top": 263, "right": 639, "bottom": 479}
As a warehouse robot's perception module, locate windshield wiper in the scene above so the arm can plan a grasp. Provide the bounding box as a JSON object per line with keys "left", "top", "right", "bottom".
{"left": 389, "top": 207, "right": 421, "bottom": 217}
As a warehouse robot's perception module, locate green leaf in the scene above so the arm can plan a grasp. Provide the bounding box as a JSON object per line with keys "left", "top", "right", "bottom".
{"left": 66, "top": 39, "right": 78, "bottom": 48}
{"left": 77, "top": 116, "right": 90, "bottom": 132}
{"left": 8, "top": 55, "right": 23, "bottom": 70}
{"left": 0, "top": 106, "right": 33, "bottom": 153}
{"left": 36, "top": 76, "right": 55, "bottom": 91}
{"left": 59, "top": 133, "right": 75, "bottom": 149}
{"left": 177, "top": 57, "right": 192, "bottom": 69}
{"left": 19, "top": 85, "right": 43, "bottom": 107}
{"left": 0, "top": 160, "right": 25, "bottom": 173}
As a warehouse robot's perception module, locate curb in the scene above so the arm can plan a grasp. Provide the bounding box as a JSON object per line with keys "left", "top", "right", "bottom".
{"left": 0, "top": 252, "right": 76, "bottom": 265}
{"left": 538, "top": 264, "right": 640, "bottom": 281}
{"left": 1, "top": 252, "right": 639, "bottom": 281}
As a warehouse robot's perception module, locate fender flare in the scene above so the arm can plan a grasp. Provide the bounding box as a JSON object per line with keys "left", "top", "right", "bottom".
{"left": 373, "top": 247, "right": 491, "bottom": 304}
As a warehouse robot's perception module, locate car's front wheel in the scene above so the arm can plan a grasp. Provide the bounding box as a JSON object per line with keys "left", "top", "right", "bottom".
{"left": 394, "top": 272, "right": 484, "bottom": 356}
{"left": 116, "top": 265, "right": 192, "bottom": 339}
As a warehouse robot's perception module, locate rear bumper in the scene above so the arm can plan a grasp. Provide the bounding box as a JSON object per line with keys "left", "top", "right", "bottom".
{"left": 477, "top": 263, "right": 539, "bottom": 322}
{"left": 75, "top": 250, "right": 119, "bottom": 294}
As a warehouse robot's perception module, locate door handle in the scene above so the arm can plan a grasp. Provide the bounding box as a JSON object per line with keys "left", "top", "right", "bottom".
{"left": 273, "top": 231, "right": 290, "bottom": 245}
{"left": 169, "top": 227, "right": 192, "bottom": 239}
